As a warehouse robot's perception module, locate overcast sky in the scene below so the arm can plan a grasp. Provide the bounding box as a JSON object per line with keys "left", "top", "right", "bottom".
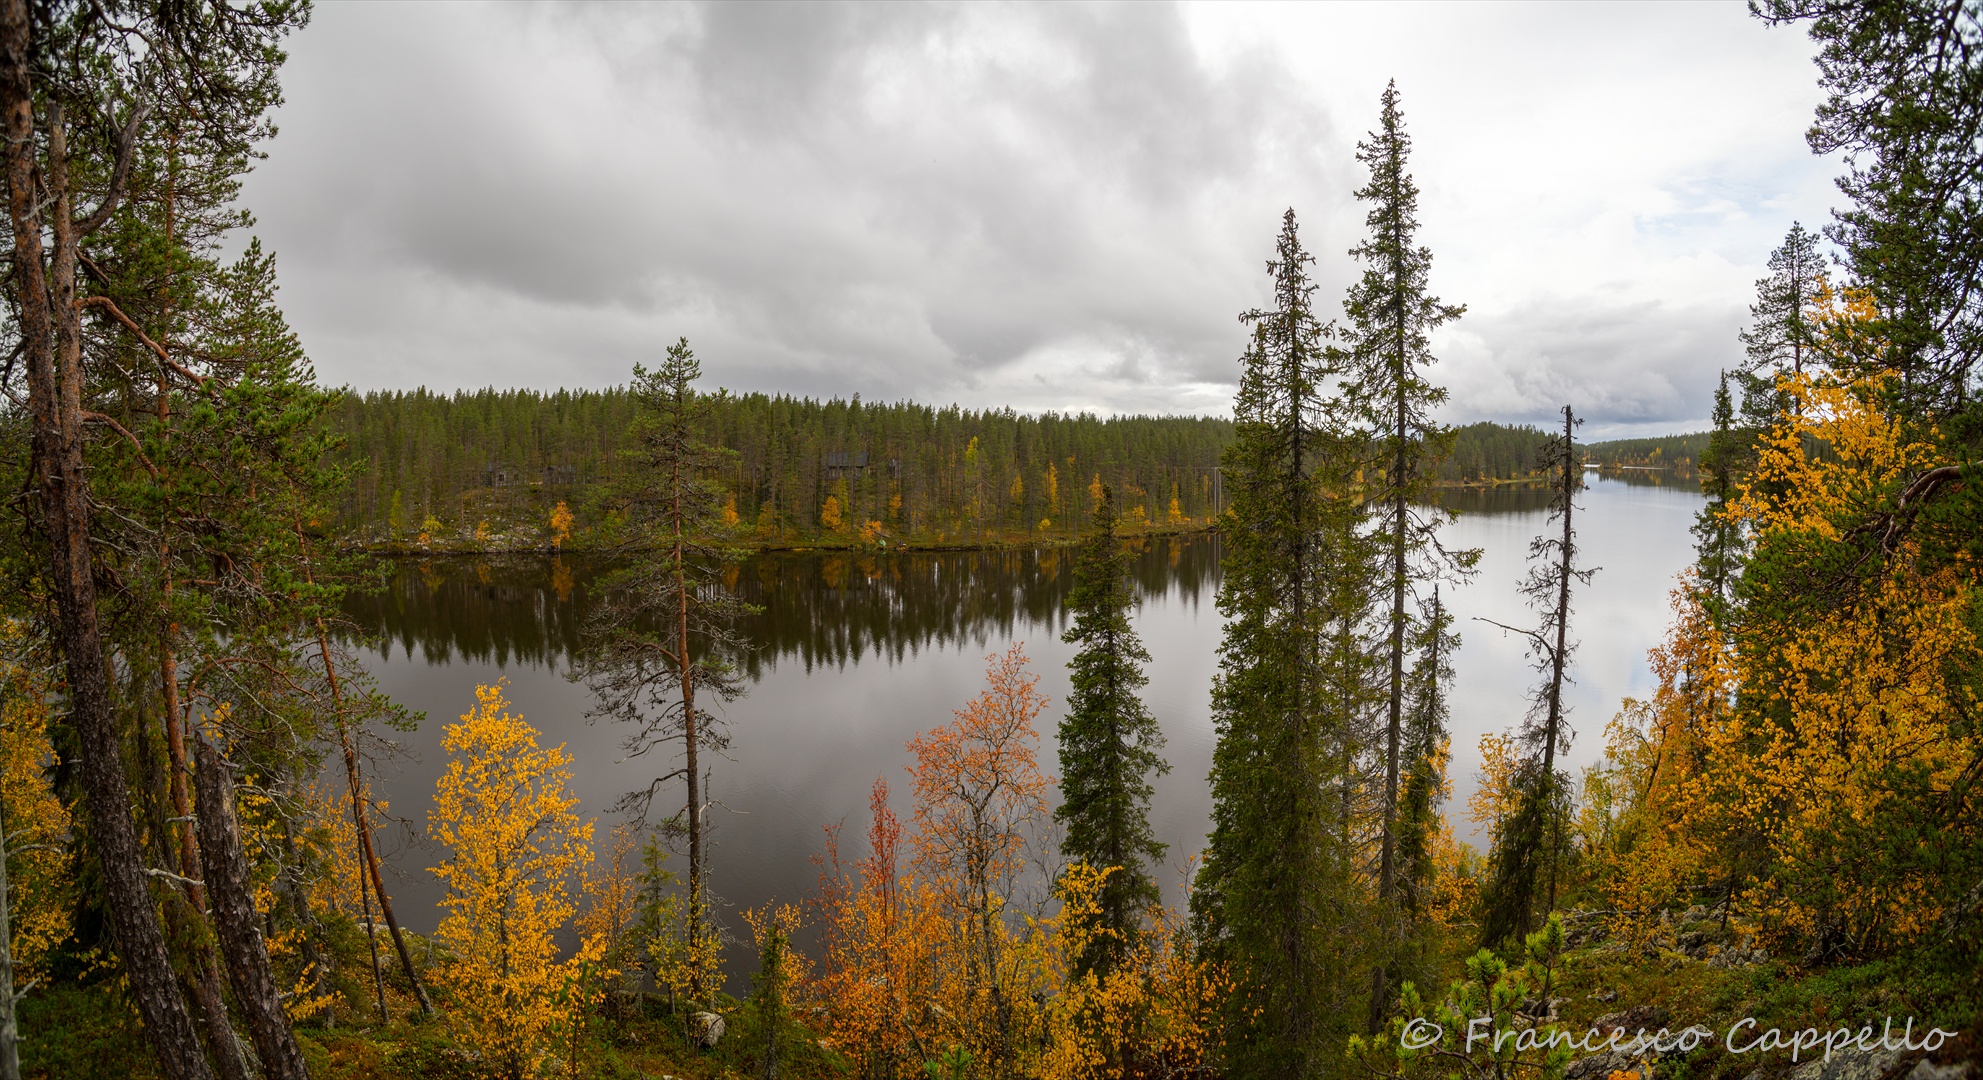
{"left": 242, "top": 1, "right": 1839, "bottom": 437}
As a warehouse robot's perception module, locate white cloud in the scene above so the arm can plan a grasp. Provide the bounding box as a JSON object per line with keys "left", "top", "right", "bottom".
{"left": 242, "top": 1, "right": 1839, "bottom": 435}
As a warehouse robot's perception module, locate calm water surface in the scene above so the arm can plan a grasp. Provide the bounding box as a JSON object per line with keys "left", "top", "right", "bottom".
{"left": 342, "top": 472, "right": 1704, "bottom": 971}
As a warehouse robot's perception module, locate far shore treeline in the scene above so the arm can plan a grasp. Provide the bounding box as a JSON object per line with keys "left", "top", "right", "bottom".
{"left": 324, "top": 389, "right": 1706, "bottom": 548}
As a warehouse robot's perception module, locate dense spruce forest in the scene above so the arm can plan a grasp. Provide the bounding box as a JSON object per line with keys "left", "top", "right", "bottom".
{"left": 323, "top": 390, "right": 1705, "bottom": 546}
{"left": 325, "top": 389, "right": 1234, "bottom": 545}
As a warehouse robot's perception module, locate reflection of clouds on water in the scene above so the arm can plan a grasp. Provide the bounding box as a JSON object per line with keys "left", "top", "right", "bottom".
{"left": 1439, "top": 474, "right": 1704, "bottom": 846}
{"left": 341, "top": 475, "right": 1700, "bottom": 983}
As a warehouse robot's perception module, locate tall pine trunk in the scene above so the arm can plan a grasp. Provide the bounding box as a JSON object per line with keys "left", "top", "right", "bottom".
{"left": 675, "top": 467, "right": 706, "bottom": 1003}
{"left": 0, "top": 43, "right": 216, "bottom": 1079}
{"left": 192, "top": 738, "right": 311, "bottom": 1080}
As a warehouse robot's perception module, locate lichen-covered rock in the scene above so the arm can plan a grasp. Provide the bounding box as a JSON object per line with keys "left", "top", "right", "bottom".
{"left": 1593, "top": 1006, "right": 1674, "bottom": 1037}
{"left": 1566, "top": 1050, "right": 1643, "bottom": 1080}
{"left": 1787, "top": 1046, "right": 1905, "bottom": 1080}
{"left": 691, "top": 1011, "right": 726, "bottom": 1049}
{"left": 1908, "top": 1060, "right": 1975, "bottom": 1080}
{"left": 1708, "top": 944, "right": 1769, "bottom": 969}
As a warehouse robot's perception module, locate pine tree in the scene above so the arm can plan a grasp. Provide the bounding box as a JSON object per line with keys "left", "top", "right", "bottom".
{"left": 1479, "top": 406, "right": 1595, "bottom": 946}
{"left": 1758, "top": 0, "right": 1983, "bottom": 425}
{"left": 577, "top": 339, "right": 757, "bottom": 1003}
{"left": 1737, "top": 223, "right": 1828, "bottom": 425}
{"left": 1055, "top": 485, "right": 1168, "bottom": 978}
{"left": 1194, "top": 209, "right": 1366, "bottom": 1080}
{"left": 0, "top": 5, "right": 317, "bottom": 1077}
{"left": 1341, "top": 80, "right": 1475, "bottom": 1027}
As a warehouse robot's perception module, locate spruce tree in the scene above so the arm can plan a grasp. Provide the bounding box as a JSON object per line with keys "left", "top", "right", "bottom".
{"left": 1194, "top": 209, "right": 1367, "bottom": 1080}
{"left": 1394, "top": 585, "right": 1455, "bottom": 926}
{"left": 1056, "top": 485, "right": 1168, "bottom": 978}
{"left": 1693, "top": 372, "right": 1748, "bottom": 619}
{"left": 1341, "top": 79, "right": 1475, "bottom": 1026}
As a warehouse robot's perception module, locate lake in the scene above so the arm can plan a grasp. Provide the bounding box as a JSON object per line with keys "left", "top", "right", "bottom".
{"left": 340, "top": 471, "right": 1705, "bottom": 974}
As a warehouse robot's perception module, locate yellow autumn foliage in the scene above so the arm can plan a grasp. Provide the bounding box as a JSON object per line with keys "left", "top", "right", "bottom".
{"left": 1466, "top": 731, "right": 1520, "bottom": 834}
{"left": 429, "top": 682, "right": 600, "bottom": 1080}
{"left": 1038, "top": 865, "right": 1225, "bottom": 1080}
{"left": 0, "top": 625, "right": 72, "bottom": 987}
{"left": 549, "top": 500, "right": 575, "bottom": 547}
{"left": 1599, "top": 364, "right": 1980, "bottom": 956}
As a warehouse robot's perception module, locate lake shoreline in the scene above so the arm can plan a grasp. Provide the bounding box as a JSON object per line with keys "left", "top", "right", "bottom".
{"left": 334, "top": 521, "right": 1221, "bottom": 557}
{"left": 333, "top": 469, "right": 1698, "bottom": 557}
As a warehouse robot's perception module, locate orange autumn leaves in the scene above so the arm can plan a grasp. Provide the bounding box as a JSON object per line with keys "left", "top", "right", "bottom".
{"left": 907, "top": 643, "right": 1051, "bottom": 930}
{"left": 806, "top": 643, "right": 1222, "bottom": 1080}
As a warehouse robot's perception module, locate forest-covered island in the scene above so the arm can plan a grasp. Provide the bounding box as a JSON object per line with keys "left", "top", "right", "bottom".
{"left": 0, "top": 4, "right": 1977, "bottom": 1080}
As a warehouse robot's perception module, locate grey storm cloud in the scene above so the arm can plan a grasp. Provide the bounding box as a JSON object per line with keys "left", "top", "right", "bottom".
{"left": 240, "top": 1, "right": 1838, "bottom": 435}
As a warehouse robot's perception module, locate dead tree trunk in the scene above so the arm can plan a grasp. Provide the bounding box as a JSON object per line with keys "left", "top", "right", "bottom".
{"left": 296, "top": 521, "right": 432, "bottom": 1016}
{"left": 1542, "top": 405, "right": 1577, "bottom": 913}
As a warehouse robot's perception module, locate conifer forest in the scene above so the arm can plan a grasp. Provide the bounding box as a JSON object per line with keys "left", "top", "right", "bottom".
{"left": 0, "top": 4, "right": 1977, "bottom": 1080}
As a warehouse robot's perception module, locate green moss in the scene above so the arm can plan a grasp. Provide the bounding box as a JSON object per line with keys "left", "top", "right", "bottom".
{"left": 16, "top": 981, "right": 157, "bottom": 1080}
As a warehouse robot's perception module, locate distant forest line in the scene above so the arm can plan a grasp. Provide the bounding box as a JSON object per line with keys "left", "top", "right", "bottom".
{"left": 324, "top": 387, "right": 1706, "bottom": 547}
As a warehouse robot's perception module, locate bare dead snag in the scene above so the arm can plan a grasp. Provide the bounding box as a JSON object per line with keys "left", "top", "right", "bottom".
{"left": 295, "top": 519, "right": 433, "bottom": 1016}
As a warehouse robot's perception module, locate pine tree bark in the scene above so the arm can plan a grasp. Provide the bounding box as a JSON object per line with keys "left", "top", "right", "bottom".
{"left": 163, "top": 585, "right": 250, "bottom": 1079}
{"left": 0, "top": 23, "right": 217, "bottom": 1078}
{"left": 676, "top": 458, "right": 706, "bottom": 1003}
{"left": 166, "top": 902, "right": 252, "bottom": 1080}
{"left": 192, "top": 737, "right": 312, "bottom": 1080}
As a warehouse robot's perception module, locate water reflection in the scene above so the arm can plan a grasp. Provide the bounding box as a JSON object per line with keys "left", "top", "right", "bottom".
{"left": 339, "top": 475, "right": 1702, "bottom": 983}
{"left": 342, "top": 536, "right": 1222, "bottom": 675}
